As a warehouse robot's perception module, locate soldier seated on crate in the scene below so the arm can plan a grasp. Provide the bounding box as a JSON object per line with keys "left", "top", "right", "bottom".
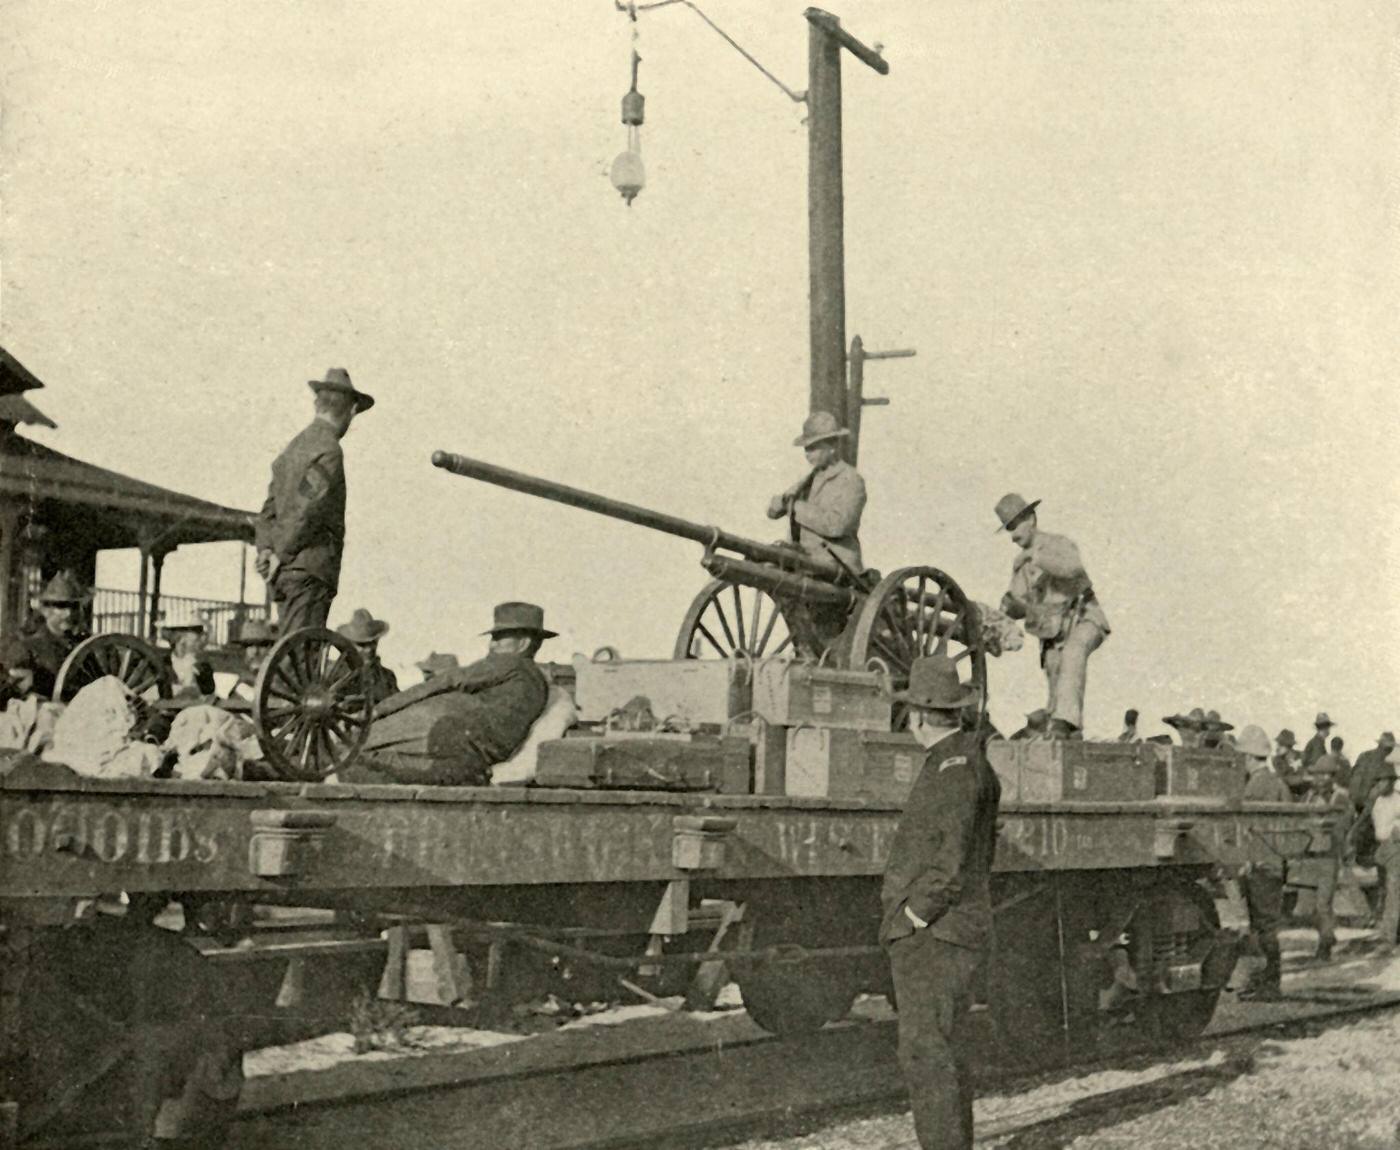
{"left": 766, "top": 411, "right": 866, "bottom": 578}
{"left": 342, "top": 602, "right": 554, "bottom": 787}
{"left": 335, "top": 608, "right": 399, "bottom": 705}
{"left": 2, "top": 571, "right": 93, "bottom": 702}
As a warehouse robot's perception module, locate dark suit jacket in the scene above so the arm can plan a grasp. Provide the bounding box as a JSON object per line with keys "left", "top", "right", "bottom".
{"left": 880, "top": 728, "right": 1001, "bottom": 949}
{"left": 2, "top": 625, "right": 88, "bottom": 700}
{"left": 256, "top": 420, "right": 347, "bottom": 591}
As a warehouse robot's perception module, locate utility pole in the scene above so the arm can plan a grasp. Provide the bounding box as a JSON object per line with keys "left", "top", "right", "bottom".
{"left": 804, "top": 8, "right": 887, "bottom": 430}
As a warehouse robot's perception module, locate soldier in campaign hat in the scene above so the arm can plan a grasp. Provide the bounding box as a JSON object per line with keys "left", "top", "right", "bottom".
{"left": 1238, "top": 723, "right": 1294, "bottom": 998}
{"left": 161, "top": 620, "right": 217, "bottom": 698}
{"left": 1301, "top": 711, "right": 1336, "bottom": 772}
{"left": 1200, "top": 710, "right": 1235, "bottom": 750}
{"left": 880, "top": 656, "right": 998, "bottom": 1150}
{"left": 1350, "top": 731, "right": 1398, "bottom": 812}
{"left": 227, "top": 619, "right": 277, "bottom": 701}
{"left": 1, "top": 571, "right": 92, "bottom": 701}
{"left": 336, "top": 608, "right": 399, "bottom": 705}
{"left": 995, "top": 494, "right": 1109, "bottom": 740}
{"left": 255, "top": 368, "right": 375, "bottom": 637}
{"left": 350, "top": 603, "right": 556, "bottom": 787}
{"left": 1164, "top": 708, "right": 1207, "bottom": 749}
{"left": 766, "top": 411, "right": 866, "bottom": 576}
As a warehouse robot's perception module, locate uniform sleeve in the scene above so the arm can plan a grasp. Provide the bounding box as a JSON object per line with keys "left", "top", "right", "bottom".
{"left": 272, "top": 448, "right": 344, "bottom": 564}
{"left": 371, "top": 656, "right": 515, "bottom": 720}
{"left": 255, "top": 483, "right": 278, "bottom": 552}
{"left": 1034, "top": 534, "right": 1087, "bottom": 580}
{"left": 792, "top": 469, "right": 865, "bottom": 539}
{"left": 901, "top": 768, "right": 977, "bottom": 926}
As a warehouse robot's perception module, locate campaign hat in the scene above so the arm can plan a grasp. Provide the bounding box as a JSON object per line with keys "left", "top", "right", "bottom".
{"left": 994, "top": 493, "right": 1041, "bottom": 532}
{"left": 483, "top": 602, "right": 557, "bottom": 639}
{"left": 792, "top": 410, "right": 851, "bottom": 448}
{"left": 308, "top": 367, "right": 374, "bottom": 413}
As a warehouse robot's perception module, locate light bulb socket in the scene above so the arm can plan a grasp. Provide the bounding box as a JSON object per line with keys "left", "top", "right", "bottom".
{"left": 621, "top": 90, "right": 645, "bottom": 127}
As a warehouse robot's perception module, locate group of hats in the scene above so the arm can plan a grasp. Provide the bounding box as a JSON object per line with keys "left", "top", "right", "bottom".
{"left": 1163, "top": 707, "right": 1234, "bottom": 733}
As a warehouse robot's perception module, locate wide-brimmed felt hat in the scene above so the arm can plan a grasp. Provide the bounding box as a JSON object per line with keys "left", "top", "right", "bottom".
{"left": 337, "top": 608, "right": 390, "bottom": 644}
{"left": 38, "top": 570, "right": 91, "bottom": 605}
{"left": 994, "top": 492, "right": 1041, "bottom": 532}
{"left": 891, "top": 655, "right": 979, "bottom": 711}
{"left": 1203, "top": 710, "right": 1234, "bottom": 732}
{"left": 1381, "top": 732, "right": 1397, "bottom": 748}
{"left": 792, "top": 410, "right": 851, "bottom": 448}
{"left": 1237, "top": 725, "right": 1271, "bottom": 758}
{"left": 416, "top": 651, "right": 460, "bottom": 675}
{"left": 1276, "top": 728, "right": 1297, "bottom": 747}
{"left": 483, "top": 601, "right": 557, "bottom": 639}
{"left": 232, "top": 619, "right": 277, "bottom": 647}
{"left": 1025, "top": 708, "right": 1049, "bottom": 724}
{"left": 1313, "top": 711, "right": 1335, "bottom": 728}
{"left": 308, "top": 367, "right": 375, "bottom": 414}
{"left": 1164, "top": 708, "right": 1207, "bottom": 730}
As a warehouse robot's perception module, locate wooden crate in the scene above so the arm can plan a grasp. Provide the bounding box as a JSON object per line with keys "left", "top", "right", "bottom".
{"left": 753, "top": 663, "right": 891, "bottom": 732}
{"left": 572, "top": 659, "right": 751, "bottom": 728}
{"left": 1156, "top": 746, "right": 1246, "bottom": 801}
{"left": 985, "top": 739, "right": 1020, "bottom": 802}
{"left": 1018, "top": 740, "right": 1156, "bottom": 803}
{"left": 784, "top": 728, "right": 925, "bottom": 802}
{"left": 534, "top": 734, "right": 751, "bottom": 793}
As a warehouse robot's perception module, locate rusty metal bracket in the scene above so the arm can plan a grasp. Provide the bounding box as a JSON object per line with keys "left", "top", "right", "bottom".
{"left": 248, "top": 809, "right": 336, "bottom": 879}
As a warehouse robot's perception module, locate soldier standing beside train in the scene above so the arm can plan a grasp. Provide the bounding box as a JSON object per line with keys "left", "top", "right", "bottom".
{"left": 880, "top": 655, "right": 1000, "bottom": 1150}
{"left": 1237, "top": 723, "right": 1293, "bottom": 1000}
{"left": 255, "top": 368, "right": 374, "bottom": 635}
{"left": 993, "top": 493, "right": 1109, "bottom": 740}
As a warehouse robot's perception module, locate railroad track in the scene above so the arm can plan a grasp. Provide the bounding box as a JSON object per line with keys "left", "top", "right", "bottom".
{"left": 220, "top": 976, "right": 1400, "bottom": 1150}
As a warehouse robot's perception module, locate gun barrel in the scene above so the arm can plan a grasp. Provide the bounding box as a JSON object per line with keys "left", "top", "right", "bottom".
{"left": 431, "top": 451, "right": 835, "bottom": 578}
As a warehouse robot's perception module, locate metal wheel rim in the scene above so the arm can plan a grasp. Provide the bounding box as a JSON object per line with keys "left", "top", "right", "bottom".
{"left": 253, "top": 627, "right": 370, "bottom": 780}
{"left": 53, "top": 633, "right": 172, "bottom": 704}
{"left": 673, "top": 578, "right": 802, "bottom": 661}
{"left": 846, "top": 565, "right": 986, "bottom": 730}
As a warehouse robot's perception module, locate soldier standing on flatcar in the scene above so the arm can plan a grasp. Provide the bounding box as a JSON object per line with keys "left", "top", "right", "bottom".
{"left": 1164, "top": 708, "right": 1206, "bottom": 748}
{"left": 766, "top": 411, "right": 866, "bottom": 576}
{"left": 255, "top": 368, "right": 374, "bottom": 635}
{"left": 1, "top": 571, "right": 92, "bottom": 701}
{"left": 1350, "top": 731, "right": 1396, "bottom": 812}
{"left": 995, "top": 494, "right": 1109, "bottom": 740}
{"left": 1116, "top": 708, "right": 1139, "bottom": 743}
{"left": 1201, "top": 710, "right": 1234, "bottom": 750}
{"left": 1237, "top": 723, "right": 1293, "bottom": 1000}
{"left": 881, "top": 655, "right": 999, "bottom": 1150}
{"left": 1307, "top": 758, "right": 1352, "bottom": 962}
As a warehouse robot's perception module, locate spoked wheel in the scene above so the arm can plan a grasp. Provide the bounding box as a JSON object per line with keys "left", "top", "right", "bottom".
{"left": 845, "top": 566, "right": 986, "bottom": 730}
{"left": 53, "top": 633, "right": 172, "bottom": 704}
{"left": 674, "top": 579, "right": 806, "bottom": 660}
{"left": 253, "top": 628, "right": 370, "bottom": 780}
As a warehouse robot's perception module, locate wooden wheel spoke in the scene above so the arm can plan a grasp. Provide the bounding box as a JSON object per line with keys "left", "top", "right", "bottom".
{"left": 273, "top": 660, "right": 303, "bottom": 695}
{"left": 927, "top": 586, "right": 948, "bottom": 655}
{"left": 116, "top": 647, "right": 134, "bottom": 682}
{"left": 708, "top": 598, "right": 737, "bottom": 650}
{"left": 747, "top": 591, "right": 763, "bottom": 650}
{"left": 731, "top": 586, "right": 747, "bottom": 653}
{"left": 880, "top": 598, "right": 914, "bottom": 657}
{"left": 770, "top": 634, "right": 793, "bottom": 657}
{"left": 322, "top": 657, "right": 359, "bottom": 694}
{"left": 694, "top": 621, "right": 728, "bottom": 658}
{"left": 914, "top": 575, "right": 929, "bottom": 651}
{"left": 755, "top": 603, "right": 781, "bottom": 656}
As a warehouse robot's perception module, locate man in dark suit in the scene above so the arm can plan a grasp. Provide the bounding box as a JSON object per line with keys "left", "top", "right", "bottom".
{"left": 2, "top": 571, "right": 92, "bottom": 701}
{"left": 347, "top": 602, "right": 555, "bottom": 786}
{"left": 255, "top": 368, "right": 374, "bottom": 635}
{"left": 880, "top": 655, "right": 1000, "bottom": 1150}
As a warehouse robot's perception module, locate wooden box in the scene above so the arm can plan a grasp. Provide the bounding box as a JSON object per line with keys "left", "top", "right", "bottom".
{"left": 534, "top": 734, "right": 751, "bottom": 793}
{"left": 753, "top": 663, "right": 891, "bottom": 733}
{"left": 1155, "top": 746, "right": 1246, "bottom": 802}
{"left": 784, "top": 728, "right": 925, "bottom": 802}
{"left": 1017, "top": 740, "right": 1156, "bottom": 803}
{"left": 572, "top": 658, "right": 751, "bottom": 728}
{"left": 985, "top": 739, "right": 1020, "bottom": 802}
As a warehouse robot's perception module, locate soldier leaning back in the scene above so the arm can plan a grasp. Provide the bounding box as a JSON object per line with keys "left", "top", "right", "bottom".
{"left": 881, "top": 655, "right": 1001, "bottom": 1150}
{"left": 255, "top": 368, "right": 374, "bottom": 636}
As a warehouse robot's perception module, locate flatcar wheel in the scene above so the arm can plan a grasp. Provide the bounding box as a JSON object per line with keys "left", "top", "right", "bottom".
{"left": 734, "top": 944, "right": 859, "bottom": 1037}
{"left": 846, "top": 566, "right": 986, "bottom": 730}
{"left": 674, "top": 578, "right": 800, "bottom": 661}
{"left": 1128, "top": 879, "right": 1224, "bottom": 1043}
{"left": 53, "top": 633, "right": 172, "bottom": 704}
{"left": 254, "top": 628, "right": 370, "bottom": 781}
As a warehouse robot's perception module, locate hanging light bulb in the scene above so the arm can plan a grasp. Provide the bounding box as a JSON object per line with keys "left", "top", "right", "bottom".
{"left": 610, "top": 50, "right": 646, "bottom": 206}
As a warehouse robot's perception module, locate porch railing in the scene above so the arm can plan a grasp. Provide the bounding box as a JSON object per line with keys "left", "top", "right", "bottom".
{"left": 91, "top": 587, "right": 270, "bottom": 649}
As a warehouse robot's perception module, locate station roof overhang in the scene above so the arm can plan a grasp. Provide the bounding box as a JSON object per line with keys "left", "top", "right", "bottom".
{"left": 0, "top": 347, "right": 56, "bottom": 427}
{"left": 0, "top": 429, "right": 256, "bottom": 551}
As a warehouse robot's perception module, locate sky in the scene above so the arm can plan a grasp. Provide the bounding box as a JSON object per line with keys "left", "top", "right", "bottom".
{"left": 2, "top": 0, "right": 1397, "bottom": 744}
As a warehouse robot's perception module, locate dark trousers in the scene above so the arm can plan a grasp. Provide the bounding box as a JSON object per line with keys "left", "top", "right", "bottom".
{"left": 273, "top": 570, "right": 335, "bottom": 635}
{"left": 888, "top": 931, "right": 982, "bottom": 1150}
{"left": 342, "top": 749, "right": 493, "bottom": 787}
{"left": 1241, "top": 867, "right": 1284, "bottom": 988}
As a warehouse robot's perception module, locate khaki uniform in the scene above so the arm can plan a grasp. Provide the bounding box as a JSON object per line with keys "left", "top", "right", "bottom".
{"left": 1241, "top": 764, "right": 1292, "bottom": 992}
{"left": 1302, "top": 731, "right": 1329, "bottom": 772}
{"left": 1003, "top": 531, "right": 1109, "bottom": 731}
{"left": 881, "top": 729, "right": 1001, "bottom": 1150}
{"left": 256, "top": 420, "right": 347, "bottom": 634}
{"left": 768, "top": 459, "right": 866, "bottom": 573}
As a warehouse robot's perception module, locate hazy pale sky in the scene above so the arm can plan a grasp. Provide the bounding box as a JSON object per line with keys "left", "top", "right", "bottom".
{"left": 3, "top": 0, "right": 1397, "bottom": 743}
